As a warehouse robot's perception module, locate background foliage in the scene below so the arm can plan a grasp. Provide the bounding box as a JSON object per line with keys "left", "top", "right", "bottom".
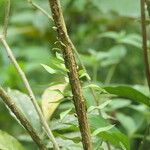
{"left": 0, "top": 0, "right": 150, "bottom": 150}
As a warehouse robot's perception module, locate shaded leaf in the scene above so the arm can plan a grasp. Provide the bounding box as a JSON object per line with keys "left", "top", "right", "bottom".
{"left": 104, "top": 85, "right": 150, "bottom": 107}
{"left": 89, "top": 115, "right": 130, "bottom": 150}
{"left": 7, "top": 89, "right": 42, "bottom": 133}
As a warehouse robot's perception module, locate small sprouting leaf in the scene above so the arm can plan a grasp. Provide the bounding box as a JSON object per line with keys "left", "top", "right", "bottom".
{"left": 60, "top": 108, "right": 72, "bottom": 120}
{"left": 0, "top": 130, "right": 25, "bottom": 150}
{"left": 92, "top": 124, "right": 115, "bottom": 136}
{"left": 78, "top": 69, "right": 91, "bottom": 80}
{"left": 42, "top": 84, "right": 67, "bottom": 120}
{"left": 56, "top": 52, "right": 64, "bottom": 61}
{"left": 41, "top": 64, "right": 57, "bottom": 74}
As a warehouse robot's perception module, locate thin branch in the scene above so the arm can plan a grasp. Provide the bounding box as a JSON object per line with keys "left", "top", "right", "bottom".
{"left": 3, "top": 0, "right": 10, "bottom": 38}
{"left": 0, "top": 1, "right": 60, "bottom": 149}
{"left": 27, "top": 0, "right": 53, "bottom": 21}
{"left": 0, "top": 86, "right": 47, "bottom": 150}
{"left": 140, "top": 0, "right": 150, "bottom": 90}
{"left": 0, "top": 37, "right": 60, "bottom": 150}
{"left": 48, "top": 0, "right": 93, "bottom": 149}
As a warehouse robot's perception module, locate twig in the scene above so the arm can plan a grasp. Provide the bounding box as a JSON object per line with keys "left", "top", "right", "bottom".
{"left": 0, "top": 1, "right": 60, "bottom": 149}
{"left": 3, "top": 0, "right": 10, "bottom": 38}
{"left": 0, "top": 86, "right": 47, "bottom": 150}
{"left": 48, "top": 0, "right": 93, "bottom": 149}
{"left": 0, "top": 37, "right": 60, "bottom": 150}
{"left": 27, "top": 0, "right": 53, "bottom": 21}
{"left": 140, "top": 0, "right": 150, "bottom": 90}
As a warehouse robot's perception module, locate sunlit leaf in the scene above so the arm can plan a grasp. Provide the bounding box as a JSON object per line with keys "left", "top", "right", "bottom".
{"left": 60, "top": 108, "right": 72, "bottom": 120}
{"left": 42, "top": 84, "right": 67, "bottom": 120}
{"left": 41, "top": 64, "right": 57, "bottom": 74}
{"left": 88, "top": 100, "right": 112, "bottom": 112}
{"left": 92, "top": 124, "right": 115, "bottom": 136}
{"left": 0, "top": 130, "right": 25, "bottom": 150}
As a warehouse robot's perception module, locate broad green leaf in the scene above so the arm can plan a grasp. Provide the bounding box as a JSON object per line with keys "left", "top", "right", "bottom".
{"left": 41, "top": 64, "right": 57, "bottom": 74}
{"left": 0, "top": 130, "right": 25, "bottom": 150}
{"left": 89, "top": 115, "right": 130, "bottom": 150}
{"left": 104, "top": 85, "right": 150, "bottom": 107}
{"left": 42, "top": 84, "right": 67, "bottom": 120}
{"left": 92, "top": 124, "right": 115, "bottom": 136}
{"left": 7, "top": 89, "right": 42, "bottom": 133}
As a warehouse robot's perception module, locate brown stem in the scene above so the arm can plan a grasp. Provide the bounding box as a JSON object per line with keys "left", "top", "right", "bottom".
{"left": 48, "top": 0, "right": 93, "bottom": 149}
{"left": 0, "top": 86, "right": 47, "bottom": 150}
{"left": 140, "top": 0, "right": 150, "bottom": 90}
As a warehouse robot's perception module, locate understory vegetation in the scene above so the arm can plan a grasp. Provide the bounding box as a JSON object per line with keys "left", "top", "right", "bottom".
{"left": 0, "top": 0, "right": 150, "bottom": 150}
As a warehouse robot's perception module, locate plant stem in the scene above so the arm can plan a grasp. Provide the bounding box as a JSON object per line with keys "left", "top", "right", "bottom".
{"left": 0, "top": 1, "right": 60, "bottom": 149}
{"left": 48, "top": 0, "right": 93, "bottom": 149}
{"left": 3, "top": 0, "right": 10, "bottom": 38}
{"left": 0, "top": 38, "right": 60, "bottom": 150}
{"left": 27, "top": 0, "right": 53, "bottom": 21}
{"left": 0, "top": 86, "right": 47, "bottom": 150}
{"left": 140, "top": 0, "right": 150, "bottom": 90}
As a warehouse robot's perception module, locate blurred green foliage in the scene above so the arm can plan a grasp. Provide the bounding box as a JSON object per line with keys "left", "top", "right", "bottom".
{"left": 0, "top": 0, "right": 150, "bottom": 150}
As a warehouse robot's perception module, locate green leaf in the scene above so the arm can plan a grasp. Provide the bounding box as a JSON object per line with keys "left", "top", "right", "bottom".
{"left": 56, "top": 52, "right": 64, "bottom": 61}
{"left": 93, "top": 0, "right": 140, "bottom": 17}
{"left": 109, "top": 98, "right": 131, "bottom": 110}
{"left": 104, "top": 85, "right": 150, "bottom": 107}
{"left": 60, "top": 108, "right": 72, "bottom": 120}
{"left": 89, "top": 115, "right": 130, "bottom": 150}
{"left": 41, "top": 64, "right": 57, "bottom": 74}
{"left": 0, "top": 130, "right": 25, "bottom": 150}
{"left": 83, "top": 84, "right": 107, "bottom": 93}
{"left": 7, "top": 89, "right": 42, "bottom": 133}
{"left": 146, "top": 1, "right": 150, "bottom": 17}
{"left": 116, "top": 113, "right": 136, "bottom": 135}
{"left": 92, "top": 124, "right": 115, "bottom": 136}
{"left": 42, "top": 84, "right": 67, "bottom": 120}
{"left": 88, "top": 100, "right": 112, "bottom": 112}
{"left": 78, "top": 69, "right": 91, "bottom": 80}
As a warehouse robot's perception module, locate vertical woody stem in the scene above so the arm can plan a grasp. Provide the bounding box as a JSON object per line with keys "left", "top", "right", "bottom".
{"left": 48, "top": 0, "right": 93, "bottom": 149}
{"left": 140, "top": 0, "right": 150, "bottom": 90}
